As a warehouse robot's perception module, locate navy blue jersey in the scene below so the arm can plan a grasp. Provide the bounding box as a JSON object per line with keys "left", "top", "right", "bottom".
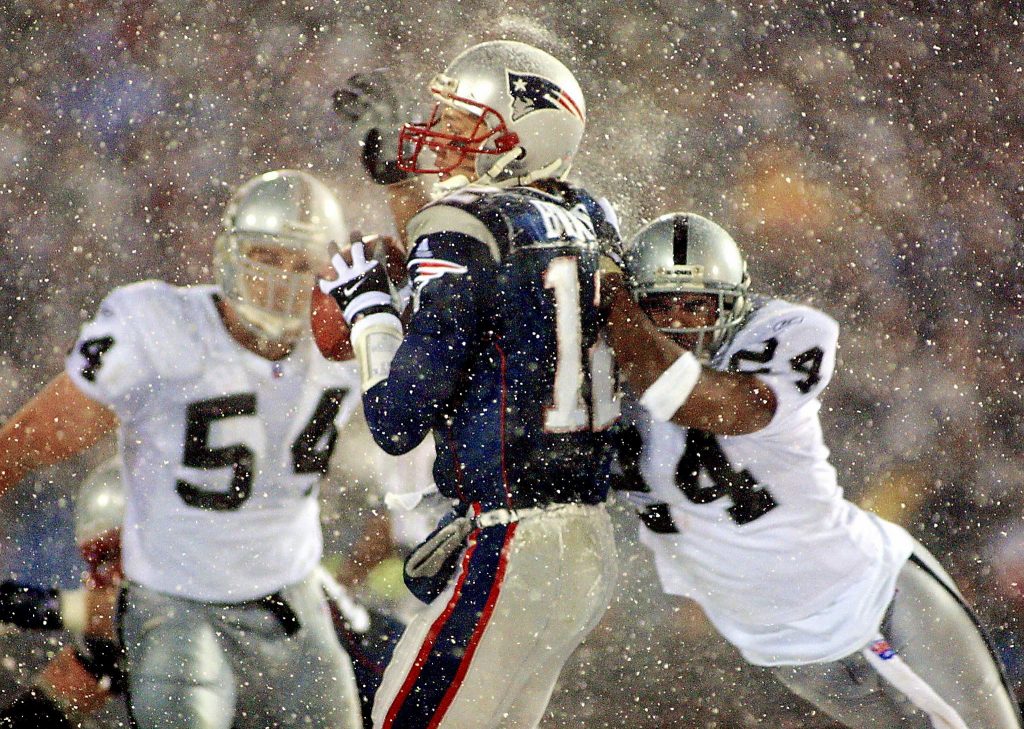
{"left": 363, "top": 182, "right": 622, "bottom": 511}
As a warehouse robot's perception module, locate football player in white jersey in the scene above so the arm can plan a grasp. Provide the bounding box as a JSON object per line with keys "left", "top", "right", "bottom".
{"left": 0, "top": 170, "right": 364, "bottom": 729}
{"left": 604, "top": 212, "right": 1022, "bottom": 728}
{"left": 0, "top": 457, "right": 405, "bottom": 729}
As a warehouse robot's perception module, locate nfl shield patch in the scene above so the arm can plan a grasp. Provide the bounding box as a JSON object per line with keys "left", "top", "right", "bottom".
{"left": 869, "top": 638, "right": 896, "bottom": 660}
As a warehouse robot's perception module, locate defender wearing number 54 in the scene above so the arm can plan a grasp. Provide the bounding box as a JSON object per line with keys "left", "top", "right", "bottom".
{"left": 320, "top": 40, "right": 621, "bottom": 729}
{"left": 0, "top": 170, "right": 363, "bottom": 729}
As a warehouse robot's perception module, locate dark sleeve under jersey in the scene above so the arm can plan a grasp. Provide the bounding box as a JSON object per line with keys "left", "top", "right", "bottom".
{"left": 362, "top": 223, "right": 497, "bottom": 455}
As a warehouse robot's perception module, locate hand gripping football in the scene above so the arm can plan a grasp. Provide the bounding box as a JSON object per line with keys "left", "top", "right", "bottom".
{"left": 311, "top": 261, "right": 355, "bottom": 362}
{"left": 311, "top": 234, "right": 406, "bottom": 361}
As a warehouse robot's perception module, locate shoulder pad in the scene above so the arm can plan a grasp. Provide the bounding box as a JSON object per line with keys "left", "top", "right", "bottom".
{"left": 407, "top": 201, "right": 504, "bottom": 262}
{"left": 740, "top": 298, "right": 839, "bottom": 345}
{"left": 717, "top": 297, "right": 839, "bottom": 392}
{"left": 109, "top": 281, "right": 209, "bottom": 379}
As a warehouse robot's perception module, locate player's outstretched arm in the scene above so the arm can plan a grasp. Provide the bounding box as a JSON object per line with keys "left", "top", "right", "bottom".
{"left": 604, "top": 275, "right": 775, "bottom": 436}
{"left": 0, "top": 373, "right": 117, "bottom": 496}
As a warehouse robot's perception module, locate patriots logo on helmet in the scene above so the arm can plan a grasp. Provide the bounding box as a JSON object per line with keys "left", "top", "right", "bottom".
{"left": 507, "top": 71, "right": 584, "bottom": 122}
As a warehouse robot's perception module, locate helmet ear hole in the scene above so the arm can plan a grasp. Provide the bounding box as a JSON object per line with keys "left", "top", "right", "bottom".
{"left": 494, "top": 132, "right": 520, "bottom": 153}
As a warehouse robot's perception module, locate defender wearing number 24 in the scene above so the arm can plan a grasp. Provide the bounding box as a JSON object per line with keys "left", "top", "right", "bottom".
{"left": 608, "top": 212, "right": 1021, "bottom": 728}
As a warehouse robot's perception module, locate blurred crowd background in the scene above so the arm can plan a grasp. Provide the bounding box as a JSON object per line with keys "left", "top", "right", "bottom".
{"left": 0, "top": 0, "right": 1021, "bottom": 726}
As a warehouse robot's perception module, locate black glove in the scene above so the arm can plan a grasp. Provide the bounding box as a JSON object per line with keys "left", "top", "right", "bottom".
{"left": 0, "top": 580, "right": 61, "bottom": 630}
{"left": 0, "top": 688, "right": 73, "bottom": 728}
{"left": 403, "top": 508, "right": 471, "bottom": 604}
{"left": 75, "top": 634, "right": 127, "bottom": 693}
{"left": 318, "top": 241, "right": 396, "bottom": 324}
{"left": 333, "top": 70, "right": 412, "bottom": 186}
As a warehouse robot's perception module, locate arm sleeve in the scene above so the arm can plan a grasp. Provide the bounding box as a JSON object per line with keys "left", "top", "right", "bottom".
{"left": 65, "top": 288, "right": 153, "bottom": 417}
{"left": 726, "top": 307, "right": 839, "bottom": 429}
{"left": 362, "top": 229, "right": 495, "bottom": 455}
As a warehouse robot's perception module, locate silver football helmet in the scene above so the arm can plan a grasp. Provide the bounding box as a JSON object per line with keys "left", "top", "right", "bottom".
{"left": 624, "top": 212, "right": 751, "bottom": 358}
{"left": 215, "top": 170, "right": 347, "bottom": 342}
{"left": 75, "top": 457, "right": 126, "bottom": 548}
{"left": 398, "top": 40, "right": 586, "bottom": 189}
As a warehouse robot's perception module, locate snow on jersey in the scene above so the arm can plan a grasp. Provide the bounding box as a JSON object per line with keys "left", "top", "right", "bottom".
{"left": 624, "top": 296, "right": 914, "bottom": 665}
{"left": 66, "top": 281, "right": 361, "bottom": 601}
{"left": 362, "top": 183, "right": 622, "bottom": 511}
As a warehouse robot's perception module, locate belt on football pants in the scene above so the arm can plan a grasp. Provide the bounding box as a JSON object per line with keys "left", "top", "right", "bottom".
{"left": 252, "top": 592, "right": 301, "bottom": 637}
{"left": 472, "top": 502, "right": 597, "bottom": 529}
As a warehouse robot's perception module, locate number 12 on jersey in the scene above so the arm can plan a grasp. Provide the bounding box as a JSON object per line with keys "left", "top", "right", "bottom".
{"left": 543, "top": 255, "right": 620, "bottom": 432}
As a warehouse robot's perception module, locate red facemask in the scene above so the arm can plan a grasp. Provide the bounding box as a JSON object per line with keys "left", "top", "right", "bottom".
{"left": 397, "top": 92, "right": 520, "bottom": 175}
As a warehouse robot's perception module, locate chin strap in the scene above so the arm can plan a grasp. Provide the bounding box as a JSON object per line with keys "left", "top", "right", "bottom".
{"left": 429, "top": 150, "right": 568, "bottom": 199}
{"left": 429, "top": 173, "right": 472, "bottom": 200}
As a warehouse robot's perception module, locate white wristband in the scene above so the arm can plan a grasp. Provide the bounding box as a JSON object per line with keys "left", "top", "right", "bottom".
{"left": 350, "top": 312, "right": 403, "bottom": 392}
{"left": 639, "top": 351, "right": 702, "bottom": 422}
{"left": 343, "top": 291, "right": 394, "bottom": 324}
{"left": 59, "top": 588, "right": 87, "bottom": 634}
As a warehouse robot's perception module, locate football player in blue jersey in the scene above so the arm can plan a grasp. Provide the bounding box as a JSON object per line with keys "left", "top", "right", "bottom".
{"left": 321, "top": 40, "right": 622, "bottom": 729}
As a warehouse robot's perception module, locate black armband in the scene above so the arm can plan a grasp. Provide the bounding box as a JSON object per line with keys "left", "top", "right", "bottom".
{"left": 74, "top": 636, "right": 126, "bottom": 694}
{"left": 0, "top": 688, "right": 72, "bottom": 729}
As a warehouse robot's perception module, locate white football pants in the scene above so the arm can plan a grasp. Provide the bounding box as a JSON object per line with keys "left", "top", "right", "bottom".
{"left": 371, "top": 502, "right": 618, "bottom": 729}
{"left": 772, "top": 546, "right": 1022, "bottom": 728}
{"left": 119, "top": 572, "right": 363, "bottom": 729}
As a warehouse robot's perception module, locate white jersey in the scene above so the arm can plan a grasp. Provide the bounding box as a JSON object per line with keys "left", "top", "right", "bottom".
{"left": 66, "top": 281, "right": 361, "bottom": 602}
{"left": 626, "top": 296, "right": 914, "bottom": 666}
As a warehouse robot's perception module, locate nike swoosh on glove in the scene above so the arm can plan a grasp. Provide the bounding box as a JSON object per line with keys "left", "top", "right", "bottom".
{"left": 318, "top": 242, "right": 396, "bottom": 324}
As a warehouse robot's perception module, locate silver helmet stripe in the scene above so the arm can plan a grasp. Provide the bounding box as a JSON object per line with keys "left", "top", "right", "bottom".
{"left": 624, "top": 212, "right": 751, "bottom": 361}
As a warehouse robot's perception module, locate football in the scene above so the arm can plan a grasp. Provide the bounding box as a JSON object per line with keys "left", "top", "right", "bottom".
{"left": 310, "top": 263, "right": 355, "bottom": 362}
{"left": 311, "top": 235, "right": 406, "bottom": 362}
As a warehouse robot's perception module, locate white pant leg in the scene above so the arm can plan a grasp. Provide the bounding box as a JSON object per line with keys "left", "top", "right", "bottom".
{"left": 119, "top": 583, "right": 237, "bottom": 729}
{"left": 218, "top": 574, "right": 363, "bottom": 729}
{"left": 772, "top": 547, "right": 1022, "bottom": 729}
{"left": 372, "top": 504, "right": 618, "bottom": 729}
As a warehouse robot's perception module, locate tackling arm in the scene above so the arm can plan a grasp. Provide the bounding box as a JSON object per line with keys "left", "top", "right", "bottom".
{"left": 604, "top": 275, "right": 775, "bottom": 436}
{"left": 0, "top": 373, "right": 118, "bottom": 495}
